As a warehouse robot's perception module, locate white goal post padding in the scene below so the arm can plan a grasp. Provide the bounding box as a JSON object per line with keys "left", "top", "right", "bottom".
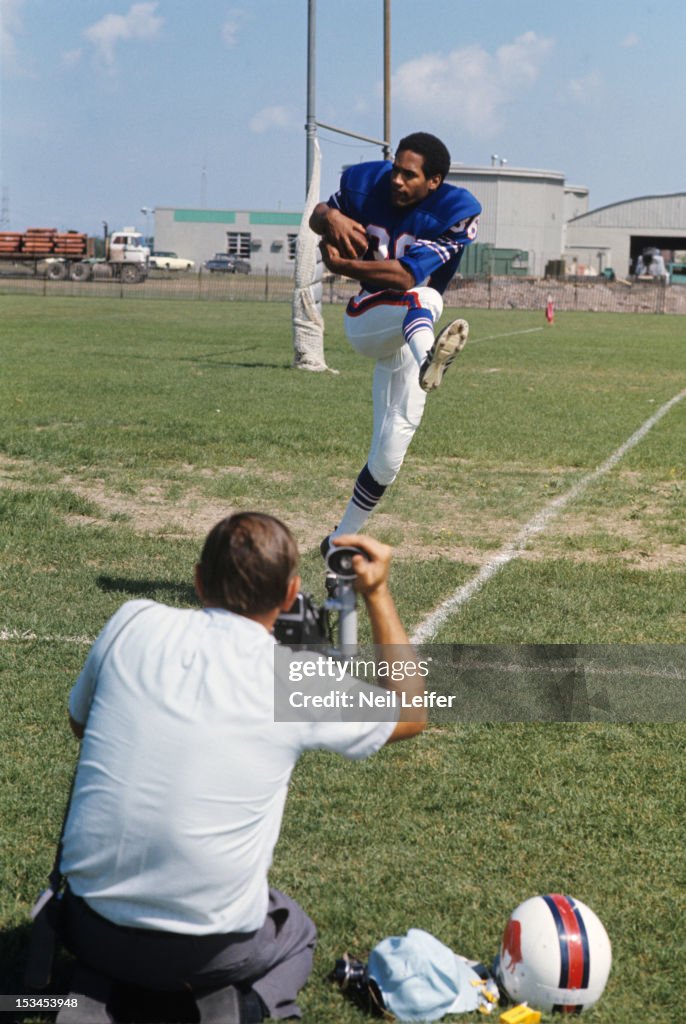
{"left": 292, "top": 139, "right": 332, "bottom": 371}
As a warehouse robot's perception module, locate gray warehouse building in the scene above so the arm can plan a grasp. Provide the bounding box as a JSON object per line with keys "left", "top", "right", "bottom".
{"left": 564, "top": 193, "right": 686, "bottom": 278}
{"left": 445, "top": 164, "right": 589, "bottom": 278}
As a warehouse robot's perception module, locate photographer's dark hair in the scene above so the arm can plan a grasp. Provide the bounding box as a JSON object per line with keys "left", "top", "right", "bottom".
{"left": 396, "top": 132, "right": 451, "bottom": 182}
{"left": 198, "top": 512, "right": 298, "bottom": 616}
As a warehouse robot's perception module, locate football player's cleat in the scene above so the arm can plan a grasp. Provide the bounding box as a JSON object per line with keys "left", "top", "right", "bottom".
{"left": 418, "top": 318, "right": 469, "bottom": 392}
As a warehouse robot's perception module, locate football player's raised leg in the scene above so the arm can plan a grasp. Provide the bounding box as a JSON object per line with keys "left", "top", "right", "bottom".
{"left": 330, "top": 345, "right": 426, "bottom": 539}
{"left": 323, "top": 288, "right": 444, "bottom": 547}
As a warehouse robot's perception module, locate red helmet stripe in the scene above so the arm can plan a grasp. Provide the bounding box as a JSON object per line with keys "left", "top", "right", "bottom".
{"left": 544, "top": 894, "right": 588, "bottom": 990}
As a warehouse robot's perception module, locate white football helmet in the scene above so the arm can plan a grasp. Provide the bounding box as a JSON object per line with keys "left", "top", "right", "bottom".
{"left": 494, "top": 894, "right": 612, "bottom": 1013}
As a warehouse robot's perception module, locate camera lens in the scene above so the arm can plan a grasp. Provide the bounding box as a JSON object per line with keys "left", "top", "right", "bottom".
{"left": 325, "top": 545, "right": 368, "bottom": 580}
{"left": 333, "top": 957, "right": 368, "bottom": 989}
{"left": 333, "top": 958, "right": 350, "bottom": 984}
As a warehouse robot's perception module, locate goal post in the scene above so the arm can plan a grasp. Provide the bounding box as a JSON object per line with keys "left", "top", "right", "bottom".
{"left": 291, "top": 137, "right": 329, "bottom": 371}
{"left": 291, "top": 0, "right": 391, "bottom": 372}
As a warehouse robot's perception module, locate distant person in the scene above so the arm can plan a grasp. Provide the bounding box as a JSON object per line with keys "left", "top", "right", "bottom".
{"left": 310, "top": 132, "right": 481, "bottom": 548}
{"left": 59, "top": 513, "right": 426, "bottom": 1021}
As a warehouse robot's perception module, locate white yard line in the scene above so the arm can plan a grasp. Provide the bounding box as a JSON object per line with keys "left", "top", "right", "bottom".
{"left": 470, "top": 326, "right": 544, "bottom": 344}
{"left": 411, "top": 387, "right": 686, "bottom": 644}
{"left": 0, "top": 628, "right": 93, "bottom": 645}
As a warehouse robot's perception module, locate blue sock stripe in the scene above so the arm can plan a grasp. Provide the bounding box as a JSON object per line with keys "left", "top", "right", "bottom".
{"left": 403, "top": 318, "right": 434, "bottom": 342}
{"left": 353, "top": 486, "right": 381, "bottom": 511}
{"left": 352, "top": 491, "right": 378, "bottom": 511}
{"left": 352, "top": 465, "right": 386, "bottom": 510}
{"left": 402, "top": 307, "right": 434, "bottom": 340}
{"left": 403, "top": 306, "right": 435, "bottom": 326}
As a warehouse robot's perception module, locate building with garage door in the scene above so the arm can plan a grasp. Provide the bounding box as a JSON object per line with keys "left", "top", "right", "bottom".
{"left": 564, "top": 193, "right": 686, "bottom": 277}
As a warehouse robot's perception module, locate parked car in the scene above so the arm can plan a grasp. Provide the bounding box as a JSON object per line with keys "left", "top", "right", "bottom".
{"left": 149, "top": 251, "right": 195, "bottom": 271}
{"left": 204, "top": 253, "right": 251, "bottom": 274}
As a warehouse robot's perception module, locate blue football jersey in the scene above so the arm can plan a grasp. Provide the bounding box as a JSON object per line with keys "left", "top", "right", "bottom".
{"left": 327, "top": 160, "right": 481, "bottom": 294}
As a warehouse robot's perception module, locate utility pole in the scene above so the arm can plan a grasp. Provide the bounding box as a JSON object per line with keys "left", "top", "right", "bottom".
{"left": 383, "top": 0, "right": 391, "bottom": 160}
{"left": 0, "top": 188, "right": 9, "bottom": 229}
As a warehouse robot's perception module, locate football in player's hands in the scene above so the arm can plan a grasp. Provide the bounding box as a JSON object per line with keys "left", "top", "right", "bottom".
{"left": 348, "top": 230, "right": 369, "bottom": 258}
{"left": 325, "top": 227, "right": 368, "bottom": 259}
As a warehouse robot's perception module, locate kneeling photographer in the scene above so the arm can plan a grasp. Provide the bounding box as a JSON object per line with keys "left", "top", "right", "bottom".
{"left": 50, "top": 513, "right": 425, "bottom": 1023}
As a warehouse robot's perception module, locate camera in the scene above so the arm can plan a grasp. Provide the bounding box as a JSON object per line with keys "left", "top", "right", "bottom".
{"left": 273, "top": 545, "right": 368, "bottom": 652}
{"left": 272, "top": 591, "right": 330, "bottom": 648}
{"left": 331, "top": 954, "right": 386, "bottom": 1016}
{"left": 333, "top": 954, "right": 369, "bottom": 991}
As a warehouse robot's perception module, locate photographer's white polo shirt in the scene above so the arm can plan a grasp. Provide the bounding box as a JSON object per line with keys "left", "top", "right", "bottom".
{"left": 62, "top": 599, "right": 395, "bottom": 935}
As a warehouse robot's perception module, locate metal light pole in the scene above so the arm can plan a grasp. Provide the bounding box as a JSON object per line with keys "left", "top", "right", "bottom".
{"left": 140, "top": 207, "right": 152, "bottom": 246}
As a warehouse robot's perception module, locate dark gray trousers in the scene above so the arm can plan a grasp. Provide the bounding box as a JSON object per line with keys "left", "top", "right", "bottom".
{"left": 62, "top": 887, "right": 316, "bottom": 1020}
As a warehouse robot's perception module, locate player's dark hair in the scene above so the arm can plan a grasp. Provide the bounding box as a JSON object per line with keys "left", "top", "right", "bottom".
{"left": 396, "top": 132, "right": 451, "bottom": 182}
{"left": 198, "top": 512, "right": 299, "bottom": 616}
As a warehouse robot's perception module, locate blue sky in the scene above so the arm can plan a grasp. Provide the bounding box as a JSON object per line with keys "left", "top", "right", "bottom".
{"left": 1, "top": 0, "right": 684, "bottom": 236}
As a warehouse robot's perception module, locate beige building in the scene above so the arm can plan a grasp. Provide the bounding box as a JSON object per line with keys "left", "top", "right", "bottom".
{"left": 153, "top": 207, "right": 302, "bottom": 274}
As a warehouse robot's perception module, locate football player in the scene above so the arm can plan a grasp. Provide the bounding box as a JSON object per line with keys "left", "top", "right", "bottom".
{"left": 310, "top": 132, "right": 481, "bottom": 547}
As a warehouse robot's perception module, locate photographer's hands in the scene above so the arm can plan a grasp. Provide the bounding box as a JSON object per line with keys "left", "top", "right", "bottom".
{"left": 331, "top": 534, "right": 392, "bottom": 599}
{"left": 331, "top": 535, "right": 426, "bottom": 742}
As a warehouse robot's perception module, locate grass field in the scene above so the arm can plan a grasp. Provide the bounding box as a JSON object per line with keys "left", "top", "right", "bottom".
{"left": 0, "top": 295, "right": 684, "bottom": 1022}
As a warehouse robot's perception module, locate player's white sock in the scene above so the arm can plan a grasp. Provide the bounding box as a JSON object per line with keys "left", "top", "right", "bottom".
{"left": 333, "top": 464, "right": 387, "bottom": 536}
{"left": 407, "top": 330, "right": 434, "bottom": 367}
{"left": 333, "top": 500, "right": 372, "bottom": 537}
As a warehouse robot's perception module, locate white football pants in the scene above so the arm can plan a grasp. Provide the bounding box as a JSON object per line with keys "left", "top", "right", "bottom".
{"left": 344, "top": 287, "right": 443, "bottom": 486}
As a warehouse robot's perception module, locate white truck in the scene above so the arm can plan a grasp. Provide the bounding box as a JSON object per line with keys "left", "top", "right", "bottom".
{"left": 0, "top": 226, "right": 150, "bottom": 283}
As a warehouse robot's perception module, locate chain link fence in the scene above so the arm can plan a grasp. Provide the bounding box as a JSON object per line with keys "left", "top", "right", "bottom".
{"left": 1, "top": 266, "right": 685, "bottom": 315}
{"left": 326, "top": 274, "right": 686, "bottom": 315}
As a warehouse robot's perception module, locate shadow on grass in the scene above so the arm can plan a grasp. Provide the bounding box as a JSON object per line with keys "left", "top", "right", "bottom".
{"left": 96, "top": 577, "right": 196, "bottom": 605}
{"left": 179, "top": 356, "right": 292, "bottom": 371}
{"left": 96, "top": 348, "right": 292, "bottom": 371}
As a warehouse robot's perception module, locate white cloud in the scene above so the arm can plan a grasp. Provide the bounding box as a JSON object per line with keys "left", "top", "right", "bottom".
{"left": 61, "top": 48, "right": 83, "bottom": 68}
{"left": 392, "top": 31, "right": 554, "bottom": 138}
{"left": 497, "top": 31, "right": 553, "bottom": 85}
{"left": 222, "top": 19, "right": 240, "bottom": 47}
{"left": 221, "top": 8, "right": 248, "bottom": 48}
{"left": 621, "top": 32, "right": 640, "bottom": 48}
{"left": 568, "top": 71, "right": 604, "bottom": 102}
{"left": 83, "top": 2, "right": 163, "bottom": 67}
{"left": 249, "top": 105, "right": 296, "bottom": 134}
{"left": 1, "top": 0, "right": 26, "bottom": 75}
